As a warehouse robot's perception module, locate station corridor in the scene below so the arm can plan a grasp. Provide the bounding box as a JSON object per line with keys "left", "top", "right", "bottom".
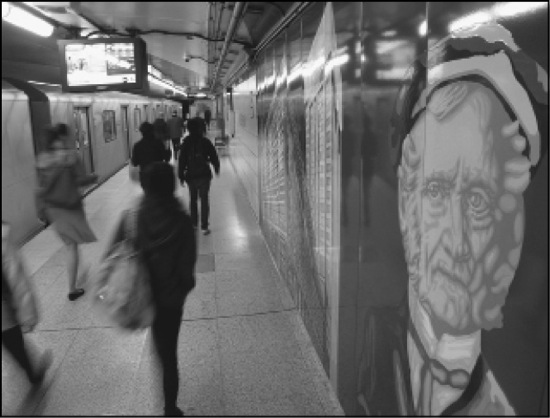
{"left": 1, "top": 138, "right": 344, "bottom": 416}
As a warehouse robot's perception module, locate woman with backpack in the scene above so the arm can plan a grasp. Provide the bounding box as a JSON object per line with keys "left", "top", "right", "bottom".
{"left": 35, "top": 124, "right": 98, "bottom": 301}
{"left": 103, "top": 162, "right": 196, "bottom": 416}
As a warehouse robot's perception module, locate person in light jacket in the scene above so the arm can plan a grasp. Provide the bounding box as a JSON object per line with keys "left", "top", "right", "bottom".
{"left": 2, "top": 221, "right": 52, "bottom": 386}
{"left": 35, "top": 124, "right": 98, "bottom": 301}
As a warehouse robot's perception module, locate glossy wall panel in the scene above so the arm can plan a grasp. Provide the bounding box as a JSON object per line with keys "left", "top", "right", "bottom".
{"left": 230, "top": 2, "right": 548, "bottom": 415}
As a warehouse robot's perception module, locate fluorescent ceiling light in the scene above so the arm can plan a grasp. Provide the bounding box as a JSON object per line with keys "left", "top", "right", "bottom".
{"left": 28, "top": 80, "right": 61, "bottom": 87}
{"left": 2, "top": 2, "right": 55, "bottom": 37}
{"left": 418, "top": 20, "right": 427, "bottom": 37}
{"left": 448, "top": 3, "right": 546, "bottom": 33}
{"left": 493, "top": 2, "right": 548, "bottom": 18}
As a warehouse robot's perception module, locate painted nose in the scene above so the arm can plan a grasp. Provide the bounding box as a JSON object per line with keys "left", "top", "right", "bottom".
{"left": 450, "top": 196, "right": 471, "bottom": 261}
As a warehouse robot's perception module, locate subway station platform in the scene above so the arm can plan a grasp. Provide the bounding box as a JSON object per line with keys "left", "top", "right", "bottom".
{"left": 1, "top": 134, "right": 344, "bottom": 416}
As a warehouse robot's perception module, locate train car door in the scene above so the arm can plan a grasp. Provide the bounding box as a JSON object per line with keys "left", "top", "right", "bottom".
{"left": 73, "top": 107, "right": 94, "bottom": 175}
{"left": 121, "top": 105, "right": 131, "bottom": 158}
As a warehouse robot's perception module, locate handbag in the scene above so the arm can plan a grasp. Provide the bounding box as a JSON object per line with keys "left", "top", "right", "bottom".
{"left": 129, "top": 162, "right": 140, "bottom": 182}
{"left": 94, "top": 209, "right": 155, "bottom": 330}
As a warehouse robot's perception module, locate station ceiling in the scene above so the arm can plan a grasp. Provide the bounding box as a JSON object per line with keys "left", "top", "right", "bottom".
{"left": 2, "top": 1, "right": 294, "bottom": 97}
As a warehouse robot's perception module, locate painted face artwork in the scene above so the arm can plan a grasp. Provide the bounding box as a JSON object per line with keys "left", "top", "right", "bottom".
{"left": 398, "top": 80, "right": 531, "bottom": 337}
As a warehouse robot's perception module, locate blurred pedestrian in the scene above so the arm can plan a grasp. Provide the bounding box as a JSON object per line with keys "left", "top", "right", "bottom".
{"left": 131, "top": 122, "right": 168, "bottom": 187}
{"left": 167, "top": 110, "right": 185, "bottom": 160}
{"left": 105, "top": 162, "right": 196, "bottom": 416}
{"left": 178, "top": 117, "right": 220, "bottom": 235}
{"left": 2, "top": 221, "right": 52, "bottom": 387}
{"left": 35, "top": 123, "right": 98, "bottom": 301}
{"left": 204, "top": 108, "right": 211, "bottom": 131}
{"left": 153, "top": 117, "right": 172, "bottom": 162}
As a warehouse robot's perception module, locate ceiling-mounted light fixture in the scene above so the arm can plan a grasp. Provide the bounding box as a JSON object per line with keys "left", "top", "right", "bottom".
{"left": 2, "top": 2, "right": 55, "bottom": 37}
{"left": 418, "top": 20, "right": 427, "bottom": 37}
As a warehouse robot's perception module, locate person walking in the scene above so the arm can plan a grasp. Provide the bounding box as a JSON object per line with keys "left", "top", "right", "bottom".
{"left": 153, "top": 117, "right": 172, "bottom": 162}
{"left": 131, "top": 122, "right": 169, "bottom": 187}
{"left": 104, "top": 162, "right": 196, "bottom": 416}
{"left": 167, "top": 111, "right": 185, "bottom": 160}
{"left": 35, "top": 123, "right": 98, "bottom": 301}
{"left": 2, "top": 221, "right": 53, "bottom": 388}
{"left": 204, "top": 108, "right": 212, "bottom": 131}
{"left": 178, "top": 117, "right": 220, "bottom": 235}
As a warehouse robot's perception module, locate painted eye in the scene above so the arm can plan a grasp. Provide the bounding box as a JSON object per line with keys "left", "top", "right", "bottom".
{"left": 467, "top": 189, "right": 490, "bottom": 213}
{"left": 427, "top": 182, "right": 443, "bottom": 200}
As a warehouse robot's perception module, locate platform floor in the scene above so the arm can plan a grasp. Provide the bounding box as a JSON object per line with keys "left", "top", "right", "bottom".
{"left": 1, "top": 138, "right": 344, "bottom": 416}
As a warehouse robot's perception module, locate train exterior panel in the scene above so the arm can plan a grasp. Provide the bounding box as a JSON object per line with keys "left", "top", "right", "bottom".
{"left": 2, "top": 88, "right": 42, "bottom": 244}
{"left": 2, "top": 83, "right": 180, "bottom": 244}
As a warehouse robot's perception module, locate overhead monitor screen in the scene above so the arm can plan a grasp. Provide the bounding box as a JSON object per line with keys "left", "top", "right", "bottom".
{"left": 65, "top": 42, "right": 136, "bottom": 86}
{"left": 58, "top": 38, "right": 148, "bottom": 92}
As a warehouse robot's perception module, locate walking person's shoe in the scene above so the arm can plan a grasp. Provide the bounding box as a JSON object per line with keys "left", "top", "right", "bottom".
{"left": 164, "top": 406, "right": 184, "bottom": 416}
{"left": 68, "top": 288, "right": 85, "bottom": 301}
{"left": 201, "top": 228, "right": 210, "bottom": 236}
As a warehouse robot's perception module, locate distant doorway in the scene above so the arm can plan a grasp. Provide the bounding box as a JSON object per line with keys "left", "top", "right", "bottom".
{"left": 121, "top": 105, "right": 131, "bottom": 159}
{"left": 73, "top": 107, "right": 94, "bottom": 174}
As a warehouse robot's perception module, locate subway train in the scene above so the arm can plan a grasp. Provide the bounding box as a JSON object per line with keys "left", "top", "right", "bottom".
{"left": 2, "top": 78, "right": 181, "bottom": 244}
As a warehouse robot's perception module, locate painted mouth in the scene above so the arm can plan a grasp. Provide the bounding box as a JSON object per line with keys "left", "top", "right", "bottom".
{"left": 434, "top": 262, "right": 471, "bottom": 288}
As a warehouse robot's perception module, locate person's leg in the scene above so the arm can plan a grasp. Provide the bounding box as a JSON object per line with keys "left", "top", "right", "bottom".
{"left": 2, "top": 326, "right": 38, "bottom": 383}
{"left": 187, "top": 180, "right": 199, "bottom": 228}
{"left": 65, "top": 242, "right": 85, "bottom": 300}
{"left": 171, "top": 138, "right": 180, "bottom": 160}
{"left": 198, "top": 178, "right": 211, "bottom": 231}
{"left": 151, "top": 307, "right": 183, "bottom": 414}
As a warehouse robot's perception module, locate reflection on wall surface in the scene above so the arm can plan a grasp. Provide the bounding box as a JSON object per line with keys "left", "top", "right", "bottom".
{"left": 231, "top": 1, "right": 548, "bottom": 416}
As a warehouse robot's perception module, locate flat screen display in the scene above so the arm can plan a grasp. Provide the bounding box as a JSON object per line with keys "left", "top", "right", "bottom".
{"left": 58, "top": 38, "right": 148, "bottom": 92}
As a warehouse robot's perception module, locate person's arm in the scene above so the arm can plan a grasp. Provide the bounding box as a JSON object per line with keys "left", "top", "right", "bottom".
{"left": 131, "top": 143, "right": 140, "bottom": 167}
{"left": 206, "top": 139, "right": 220, "bottom": 175}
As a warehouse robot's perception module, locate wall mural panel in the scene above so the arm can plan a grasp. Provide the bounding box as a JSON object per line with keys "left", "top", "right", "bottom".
{"left": 235, "top": 1, "right": 548, "bottom": 416}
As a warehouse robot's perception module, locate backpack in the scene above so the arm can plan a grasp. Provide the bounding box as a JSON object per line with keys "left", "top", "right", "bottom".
{"left": 185, "top": 138, "right": 210, "bottom": 179}
{"left": 94, "top": 209, "right": 155, "bottom": 331}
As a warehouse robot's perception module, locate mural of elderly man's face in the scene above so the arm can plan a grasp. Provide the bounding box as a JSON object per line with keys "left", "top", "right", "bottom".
{"left": 398, "top": 81, "right": 530, "bottom": 337}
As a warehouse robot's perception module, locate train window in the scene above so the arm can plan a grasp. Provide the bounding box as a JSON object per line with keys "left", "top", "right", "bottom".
{"left": 134, "top": 107, "right": 142, "bottom": 130}
{"left": 102, "top": 110, "right": 117, "bottom": 142}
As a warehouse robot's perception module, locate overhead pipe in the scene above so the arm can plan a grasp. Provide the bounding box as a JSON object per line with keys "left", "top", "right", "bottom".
{"left": 252, "top": 2, "right": 311, "bottom": 60}
{"left": 223, "top": 2, "right": 312, "bottom": 89}
{"left": 210, "top": 1, "right": 248, "bottom": 93}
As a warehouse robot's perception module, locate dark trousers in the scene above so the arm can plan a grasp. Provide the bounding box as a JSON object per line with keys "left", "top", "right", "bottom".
{"left": 2, "top": 325, "right": 36, "bottom": 382}
{"left": 151, "top": 306, "right": 183, "bottom": 411}
{"left": 204, "top": 119, "right": 210, "bottom": 130}
{"left": 171, "top": 137, "right": 181, "bottom": 160}
{"left": 186, "top": 178, "right": 211, "bottom": 229}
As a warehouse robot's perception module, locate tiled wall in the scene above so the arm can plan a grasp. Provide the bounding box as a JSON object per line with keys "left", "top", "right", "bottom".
{"left": 227, "top": 2, "right": 549, "bottom": 415}
{"left": 230, "top": 75, "right": 260, "bottom": 217}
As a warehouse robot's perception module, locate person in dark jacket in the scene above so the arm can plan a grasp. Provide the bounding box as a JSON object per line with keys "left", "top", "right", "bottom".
{"left": 167, "top": 111, "right": 185, "bottom": 160}
{"left": 204, "top": 108, "right": 212, "bottom": 130}
{"left": 178, "top": 117, "right": 220, "bottom": 235}
{"left": 105, "top": 162, "right": 196, "bottom": 417}
{"left": 131, "top": 122, "right": 169, "bottom": 187}
{"left": 153, "top": 117, "right": 172, "bottom": 161}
